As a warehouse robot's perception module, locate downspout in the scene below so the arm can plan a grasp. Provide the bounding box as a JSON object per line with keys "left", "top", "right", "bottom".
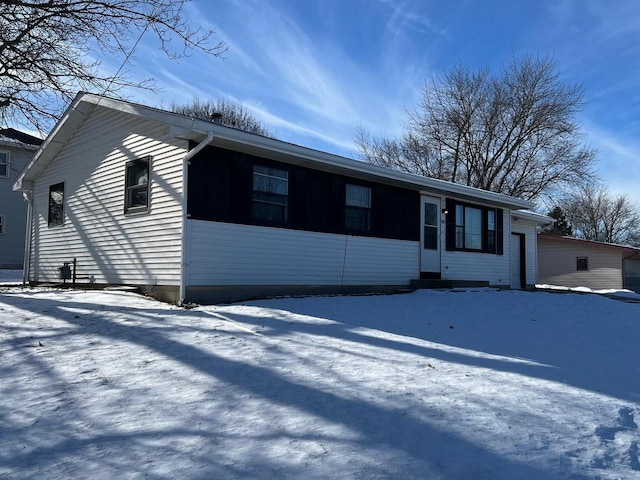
{"left": 22, "top": 191, "right": 33, "bottom": 285}
{"left": 179, "top": 132, "right": 214, "bottom": 305}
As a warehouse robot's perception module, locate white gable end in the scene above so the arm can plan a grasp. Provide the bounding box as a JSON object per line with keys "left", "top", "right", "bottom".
{"left": 28, "top": 105, "right": 187, "bottom": 289}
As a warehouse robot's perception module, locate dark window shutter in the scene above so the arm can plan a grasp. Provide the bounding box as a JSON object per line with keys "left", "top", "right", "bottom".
{"left": 445, "top": 198, "right": 456, "bottom": 251}
{"left": 330, "top": 176, "right": 344, "bottom": 233}
{"left": 496, "top": 208, "right": 504, "bottom": 255}
{"left": 372, "top": 185, "right": 385, "bottom": 236}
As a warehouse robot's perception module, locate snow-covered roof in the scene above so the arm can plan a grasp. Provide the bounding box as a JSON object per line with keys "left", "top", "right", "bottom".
{"left": 14, "top": 92, "right": 535, "bottom": 210}
{"left": 0, "top": 128, "right": 43, "bottom": 148}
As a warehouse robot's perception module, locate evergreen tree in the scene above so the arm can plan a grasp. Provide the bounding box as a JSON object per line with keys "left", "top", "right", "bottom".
{"left": 544, "top": 206, "right": 573, "bottom": 236}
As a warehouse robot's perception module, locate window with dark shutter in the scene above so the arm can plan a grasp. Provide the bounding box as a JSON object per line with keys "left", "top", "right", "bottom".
{"left": 445, "top": 198, "right": 502, "bottom": 254}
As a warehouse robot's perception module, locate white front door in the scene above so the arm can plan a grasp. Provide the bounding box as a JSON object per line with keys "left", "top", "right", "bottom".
{"left": 420, "top": 196, "right": 441, "bottom": 275}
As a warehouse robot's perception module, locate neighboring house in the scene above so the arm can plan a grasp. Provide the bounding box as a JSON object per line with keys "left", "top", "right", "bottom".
{"left": 538, "top": 234, "right": 640, "bottom": 292}
{"left": 0, "top": 128, "right": 43, "bottom": 268}
{"left": 14, "top": 93, "right": 551, "bottom": 304}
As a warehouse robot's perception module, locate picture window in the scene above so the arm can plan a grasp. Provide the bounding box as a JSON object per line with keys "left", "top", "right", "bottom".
{"left": 447, "top": 201, "right": 502, "bottom": 254}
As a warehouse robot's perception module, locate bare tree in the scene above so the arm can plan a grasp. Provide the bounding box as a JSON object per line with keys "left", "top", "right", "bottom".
{"left": 357, "top": 55, "right": 597, "bottom": 202}
{"left": 1, "top": 0, "right": 226, "bottom": 132}
{"left": 170, "top": 98, "right": 271, "bottom": 137}
{"left": 565, "top": 184, "right": 640, "bottom": 246}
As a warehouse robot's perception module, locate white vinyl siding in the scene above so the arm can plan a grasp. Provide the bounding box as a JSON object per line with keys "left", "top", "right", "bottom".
{"left": 511, "top": 217, "right": 538, "bottom": 286}
{"left": 28, "top": 106, "right": 186, "bottom": 285}
{"left": 538, "top": 238, "right": 624, "bottom": 290}
{"left": 185, "top": 220, "right": 418, "bottom": 286}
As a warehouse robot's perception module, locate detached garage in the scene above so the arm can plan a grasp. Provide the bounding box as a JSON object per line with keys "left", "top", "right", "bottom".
{"left": 538, "top": 234, "right": 640, "bottom": 293}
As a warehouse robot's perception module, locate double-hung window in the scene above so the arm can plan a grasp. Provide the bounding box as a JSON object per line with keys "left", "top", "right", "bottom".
{"left": 448, "top": 200, "right": 501, "bottom": 254}
{"left": 125, "top": 157, "right": 151, "bottom": 214}
{"left": 48, "top": 182, "right": 64, "bottom": 227}
{"left": 0, "top": 151, "right": 8, "bottom": 178}
{"left": 345, "top": 184, "right": 372, "bottom": 231}
{"left": 252, "top": 164, "right": 289, "bottom": 222}
{"left": 0, "top": 214, "right": 5, "bottom": 235}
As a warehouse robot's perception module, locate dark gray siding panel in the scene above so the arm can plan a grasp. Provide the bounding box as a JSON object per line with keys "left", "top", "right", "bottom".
{"left": 0, "top": 145, "right": 34, "bottom": 268}
{"left": 188, "top": 145, "right": 419, "bottom": 241}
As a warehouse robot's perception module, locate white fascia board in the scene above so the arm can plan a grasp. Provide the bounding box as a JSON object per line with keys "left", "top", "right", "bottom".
{"left": 14, "top": 92, "right": 93, "bottom": 191}
{"left": 511, "top": 209, "right": 554, "bottom": 225}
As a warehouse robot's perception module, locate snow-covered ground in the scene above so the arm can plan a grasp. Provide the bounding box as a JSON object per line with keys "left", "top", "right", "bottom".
{"left": 1, "top": 285, "right": 639, "bottom": 479}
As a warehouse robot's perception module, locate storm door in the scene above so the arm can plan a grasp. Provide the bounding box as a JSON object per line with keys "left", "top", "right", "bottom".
{"left": 420, "top": 195, "right": 441, "bottom": 277}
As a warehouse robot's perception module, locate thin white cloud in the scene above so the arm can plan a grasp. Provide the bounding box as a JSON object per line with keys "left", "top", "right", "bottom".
{"left": 380, "top": 0, "right": 448, "bottom": 38}
{"left": 247, "top": 103, "right": 358, "bottom": 154}
{"left": 182, "top": 2, "right": 267, "bottom": 76}
{"left": 580, "top": 118, "right": 640, "bottom": 203}
{"left": 87, "top": 1, "right": 428, "bottom": 159}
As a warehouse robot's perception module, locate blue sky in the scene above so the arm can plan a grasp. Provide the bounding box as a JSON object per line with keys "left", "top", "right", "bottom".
{"left": 116, "top": 0, "right": 640, "bottom": 206}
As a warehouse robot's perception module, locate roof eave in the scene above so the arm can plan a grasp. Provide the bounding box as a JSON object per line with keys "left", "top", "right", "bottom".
{"left": 14, "top": 92, "right": 93, "bottom": 191}
{"left": 16, "top": 92, "right": 535, "bottom": 211}
{"left": 512, "top": 210, "right": 555, "bottom": 225}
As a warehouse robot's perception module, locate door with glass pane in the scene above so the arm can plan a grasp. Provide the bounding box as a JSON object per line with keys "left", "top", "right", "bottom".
{"left": 420, "top": 196, "right": 441, "bottom": 275}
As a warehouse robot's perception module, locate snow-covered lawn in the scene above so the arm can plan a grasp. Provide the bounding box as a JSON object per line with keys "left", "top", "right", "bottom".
{"left": 1, "top": 286, "right": 639, "bottom": 479}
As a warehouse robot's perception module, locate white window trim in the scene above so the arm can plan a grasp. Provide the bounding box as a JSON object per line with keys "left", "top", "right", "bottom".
{"left": 124, "top": 156, "right": 152, "bottom": 214}
{"left": 345, "top": 183, "right": 372, "bottom": 232}
{"left": 577, "top": 256, "right": 589, "bottom": 271}
{"left": 252, "top": 163, "right": 289, "bottom": 222}
{"left": 0, "top": 151, "right": 9, "bottom": 178}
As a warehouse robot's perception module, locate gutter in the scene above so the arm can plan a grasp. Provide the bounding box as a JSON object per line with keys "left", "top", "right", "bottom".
{"left": 179, "top": 132, "right": 214, "bottom": 305}
{"left": 21, "top": 191, "right": 33, "bottom": 285}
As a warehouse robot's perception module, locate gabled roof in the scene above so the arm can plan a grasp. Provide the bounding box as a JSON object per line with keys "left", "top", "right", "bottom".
{"left": 14, "top": 92, "right": 535, "bottom": 210}
{"left": 538, "top": 233, "right": 640, "bottom": 254}
{"left": 0, "top": 128, "right": 43, "bottom": 148}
